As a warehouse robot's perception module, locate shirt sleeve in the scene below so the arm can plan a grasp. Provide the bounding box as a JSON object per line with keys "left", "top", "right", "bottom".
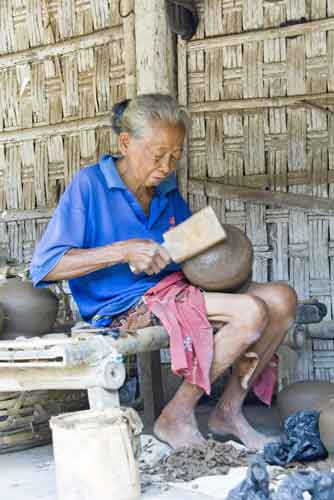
{"left": 29, "top": 171, "right": 90, "bottom": 287}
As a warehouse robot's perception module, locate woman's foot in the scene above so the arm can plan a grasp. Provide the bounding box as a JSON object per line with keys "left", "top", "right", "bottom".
{"left": 154, "top": 410, "right": 206, "bottom": 450}
{"left": 208, "top": 407, "right": 273, "bottom": 450}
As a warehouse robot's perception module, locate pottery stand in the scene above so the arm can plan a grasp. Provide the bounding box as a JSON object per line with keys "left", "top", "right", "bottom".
{"left": 278, "top": 320, "right": 334, "bottom": 390}
{"left": 0, "top": 327, "right": 169, "bottom": 420}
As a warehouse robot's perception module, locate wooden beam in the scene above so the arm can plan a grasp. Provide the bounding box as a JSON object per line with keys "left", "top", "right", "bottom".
{"left": 189, "top": 92, "right": 334, "bottom": 113}
{"left": 189, "top": 179, "right": 334, "bottom": 214}
{"left": 0, "top": 365, "right": 112, "bottom": 391}
{"left": 1, "top": 208, "right": 54, "bottom": 221}
{"left": 88, "top": 387, "right": 120, "bottom": 409}
{"left": 307, "top": 321, "right": 334, "bottom": 339}
{"left": 0, "top": 26, "right": 123, "bottom": 70}
{"left": 72, "top": 326, "right": 170, "bottom": 354}
{"left": 138, "top": 351, "right": 164, "bottom": 428}
{"left": 0, "top": 115, "right": 110, "bottom": 144}
{"left": 187, "top": 17, "right": 334, "bottom": 51}
{"left": 135, "top": 0, "right": 176, "bottom": 95}
{"left": 123, "top": 0, "right": 137, "bottom": 99}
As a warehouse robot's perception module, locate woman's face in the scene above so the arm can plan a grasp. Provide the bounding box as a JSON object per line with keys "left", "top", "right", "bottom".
{"left": 119, "top": 122, "right": 185, "bottom": 187}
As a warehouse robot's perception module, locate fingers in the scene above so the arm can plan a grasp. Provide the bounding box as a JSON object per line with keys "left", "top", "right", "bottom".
{"left": 158, "top": 245, "right": 172, "bottom": 265}
{"left": 126, "top": 239, "right": 172, "bottom": 275}
{"left": 130, "top": 245, "right": 171, "bottom": 275}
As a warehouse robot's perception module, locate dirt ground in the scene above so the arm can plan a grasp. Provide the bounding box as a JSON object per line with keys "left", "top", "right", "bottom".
{"left": 0, "top": 402, "right": 283, "bottom": 500}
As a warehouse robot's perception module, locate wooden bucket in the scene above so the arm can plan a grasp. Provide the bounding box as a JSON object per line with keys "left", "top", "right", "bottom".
{"left": 0, "top": 390, "right": 88, "bottom": 453}
{"left": 51, "top": 408, "right": 143, "bottom": 500}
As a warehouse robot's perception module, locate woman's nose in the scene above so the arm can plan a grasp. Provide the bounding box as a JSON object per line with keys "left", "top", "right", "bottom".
{"left": 160, "top": 158, "right": 172, "bottom": 173}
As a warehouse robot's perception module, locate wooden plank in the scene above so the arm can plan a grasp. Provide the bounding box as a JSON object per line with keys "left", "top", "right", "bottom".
{"left": 0, "top": 365, "right": 114, "bottom": 391}
{"left": 0, "top": 115, "right": 110, "bottom": 144}
{"left": 307, "top": 321, "right": 334, "bottom": 339}
{"left": 0, "top": 26, "right": 123, "bottom": 69}
{"left": 189, "top": 92, "right": 334, "bottom": 113}
{"left": 187, "top": 17, "right": 334, "bottom": 51}
{"left": 1, "top": 208, "right": 53, "bottom": 221}
{"left": 188, "top": 179, "right": 334, "bottom": 214}
{"left": 138, "top": 351, "right": 164, "bottom": 428}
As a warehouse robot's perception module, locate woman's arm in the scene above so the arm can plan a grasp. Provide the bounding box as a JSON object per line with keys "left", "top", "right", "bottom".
{"left": 44, "top": 239, "right": 171, "bottom": 281}
{"left": 44, "top": 243, "right": 126, "bottom": 281}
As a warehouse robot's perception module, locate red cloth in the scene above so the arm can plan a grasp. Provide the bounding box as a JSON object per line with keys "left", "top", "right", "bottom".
{"left": 144, "top": 271, "right": 213, "bottom": 394}
{"left": 252, "top": 355, "right": 278, "bottom": 406}
{"left": 144, "top": 271, "right": 277, "bottom": 404}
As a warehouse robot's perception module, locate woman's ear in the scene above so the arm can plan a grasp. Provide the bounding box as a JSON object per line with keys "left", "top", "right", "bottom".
{"left": 118, "top": 132, "right": 131, "bottom": 155}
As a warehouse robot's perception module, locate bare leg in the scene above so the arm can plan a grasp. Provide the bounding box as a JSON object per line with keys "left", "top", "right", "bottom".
{"left": 209, "top": 283, "right": 297, "bottom": 449}
{"left": 154, "top": 292, "right": 269, "bottom": 449}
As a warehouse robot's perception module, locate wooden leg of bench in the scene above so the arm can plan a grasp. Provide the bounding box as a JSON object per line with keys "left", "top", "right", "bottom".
{"left": 88, "top": 387, "right": 120, "bottom": 410}
{"left": 138, "top": 350, "right": 164, "bottom": 428}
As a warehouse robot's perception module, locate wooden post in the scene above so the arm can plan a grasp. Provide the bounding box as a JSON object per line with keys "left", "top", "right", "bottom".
{"left": 137, "top": 351, "right": 164, "bottom": 429}
{"left": 123, "top": 0, "right": 137, "bottom": 98}
{"left": 88, "top": 387, "right": 120, "bottom": 410}
{"left": 134, "top": 0, "right": 176, "bottom": 95}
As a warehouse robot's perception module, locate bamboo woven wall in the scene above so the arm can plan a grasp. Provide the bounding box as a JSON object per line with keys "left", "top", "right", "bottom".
{"left": 178, "top": 0, "right": 334, "bottom": 324}
{"left": 0, "top": 0, "right": 135, "bottom": 265}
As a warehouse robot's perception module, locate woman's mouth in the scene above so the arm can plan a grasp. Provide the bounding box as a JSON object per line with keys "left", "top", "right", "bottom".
{"left": 151, "top": 176, "right": 166, "bottom": 184}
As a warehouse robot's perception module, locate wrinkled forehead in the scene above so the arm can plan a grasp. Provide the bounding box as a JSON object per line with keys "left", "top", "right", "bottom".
{"left": 140, "top": 121, "right": 186, "bottom": 150}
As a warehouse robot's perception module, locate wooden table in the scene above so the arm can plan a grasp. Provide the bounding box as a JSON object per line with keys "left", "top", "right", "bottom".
{"left": 0, "top": 326, "right": 170, "bottom": 426}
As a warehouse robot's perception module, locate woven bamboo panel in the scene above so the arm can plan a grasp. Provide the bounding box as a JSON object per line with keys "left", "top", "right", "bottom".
{"left": 0, "top": 390, "right": 88, "bottom": 453}
{"left": 177, "top": 1, "right": 334, "bottom": 384}
{"left": 0, "top": 0, "right": 133, "bottom": 265}
{"left": 178, "top": 1, "right": 334, "bottom": 330}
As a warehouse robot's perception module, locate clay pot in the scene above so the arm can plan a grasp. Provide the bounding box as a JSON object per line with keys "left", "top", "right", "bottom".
{"left": 319, "top": 396, "right": 334, "bottom": 456}
{"left": 277, "top": 381, "right": 334, "bottom": 422}
{"left": 0, "top": 276, "right": 59, "bottom": 340}
{"left": 182, "top": 224, "right": 253, "bottom": 292}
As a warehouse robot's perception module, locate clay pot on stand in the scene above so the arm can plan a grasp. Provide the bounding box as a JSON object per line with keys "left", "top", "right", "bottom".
{"left": 182, "top": 224, "right": 253, "bottom": 292}
{"left": 319, "top": 395, "right": 334, "bottom": 463}
{"left": 0, "top": 267, "right": 59, "bottom": 340}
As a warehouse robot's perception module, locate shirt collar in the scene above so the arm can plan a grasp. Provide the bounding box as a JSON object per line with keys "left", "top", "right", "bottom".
{"left": 99, "top": 154, "right": 177, "bottom": 196}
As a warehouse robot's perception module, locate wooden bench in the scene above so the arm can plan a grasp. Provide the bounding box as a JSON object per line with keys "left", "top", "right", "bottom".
{"left": 0, "top": 325, "right": 170, "bottom": 426}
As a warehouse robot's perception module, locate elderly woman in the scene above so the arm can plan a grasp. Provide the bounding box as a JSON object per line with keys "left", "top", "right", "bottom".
{"left": 30, "top": 94, "right": 297, "bottom": 450}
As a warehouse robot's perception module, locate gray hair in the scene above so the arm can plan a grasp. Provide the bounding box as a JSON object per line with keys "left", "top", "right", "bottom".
{"left": 111, "top": 94, "right": 190, "bottom": 138}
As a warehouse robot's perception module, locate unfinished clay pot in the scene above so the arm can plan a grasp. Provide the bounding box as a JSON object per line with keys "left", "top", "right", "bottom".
{"left": 0, "top": 276, "right": 59, "bottom": 340}
{"left": 182, "top": 224, "right": 253, "bottom": 292}
{"left": 277, "top": 381, "right": 334, "bottom": 422}
{"left": 319, "top": 396, "right": 334, "bottom": 456}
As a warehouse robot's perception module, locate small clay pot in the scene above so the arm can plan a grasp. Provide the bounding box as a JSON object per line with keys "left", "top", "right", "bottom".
{"left": 277, "top": 381, "right": 334, "bottom": 422}
{"left": 182, "top": 224, "right": 253, "bottom": 292}
{"left": 319, "top": 396, "right": 334, "bottom": 456}
{"left": 0, "top": 276, "right": 59, "bottom": 340}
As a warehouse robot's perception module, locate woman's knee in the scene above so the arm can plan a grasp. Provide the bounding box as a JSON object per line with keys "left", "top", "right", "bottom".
{"left": 267, "top": 283, "right": 298, "bottom": 325}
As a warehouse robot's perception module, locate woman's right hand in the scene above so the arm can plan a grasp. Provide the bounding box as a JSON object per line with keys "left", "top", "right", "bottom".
{"left": 121, "top": 239, "right": 171, "bottom": 275}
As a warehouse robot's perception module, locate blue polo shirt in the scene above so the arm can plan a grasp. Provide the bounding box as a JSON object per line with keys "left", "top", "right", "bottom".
{"left": 30, "top": 154, "right": 191, "bottom": 325}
